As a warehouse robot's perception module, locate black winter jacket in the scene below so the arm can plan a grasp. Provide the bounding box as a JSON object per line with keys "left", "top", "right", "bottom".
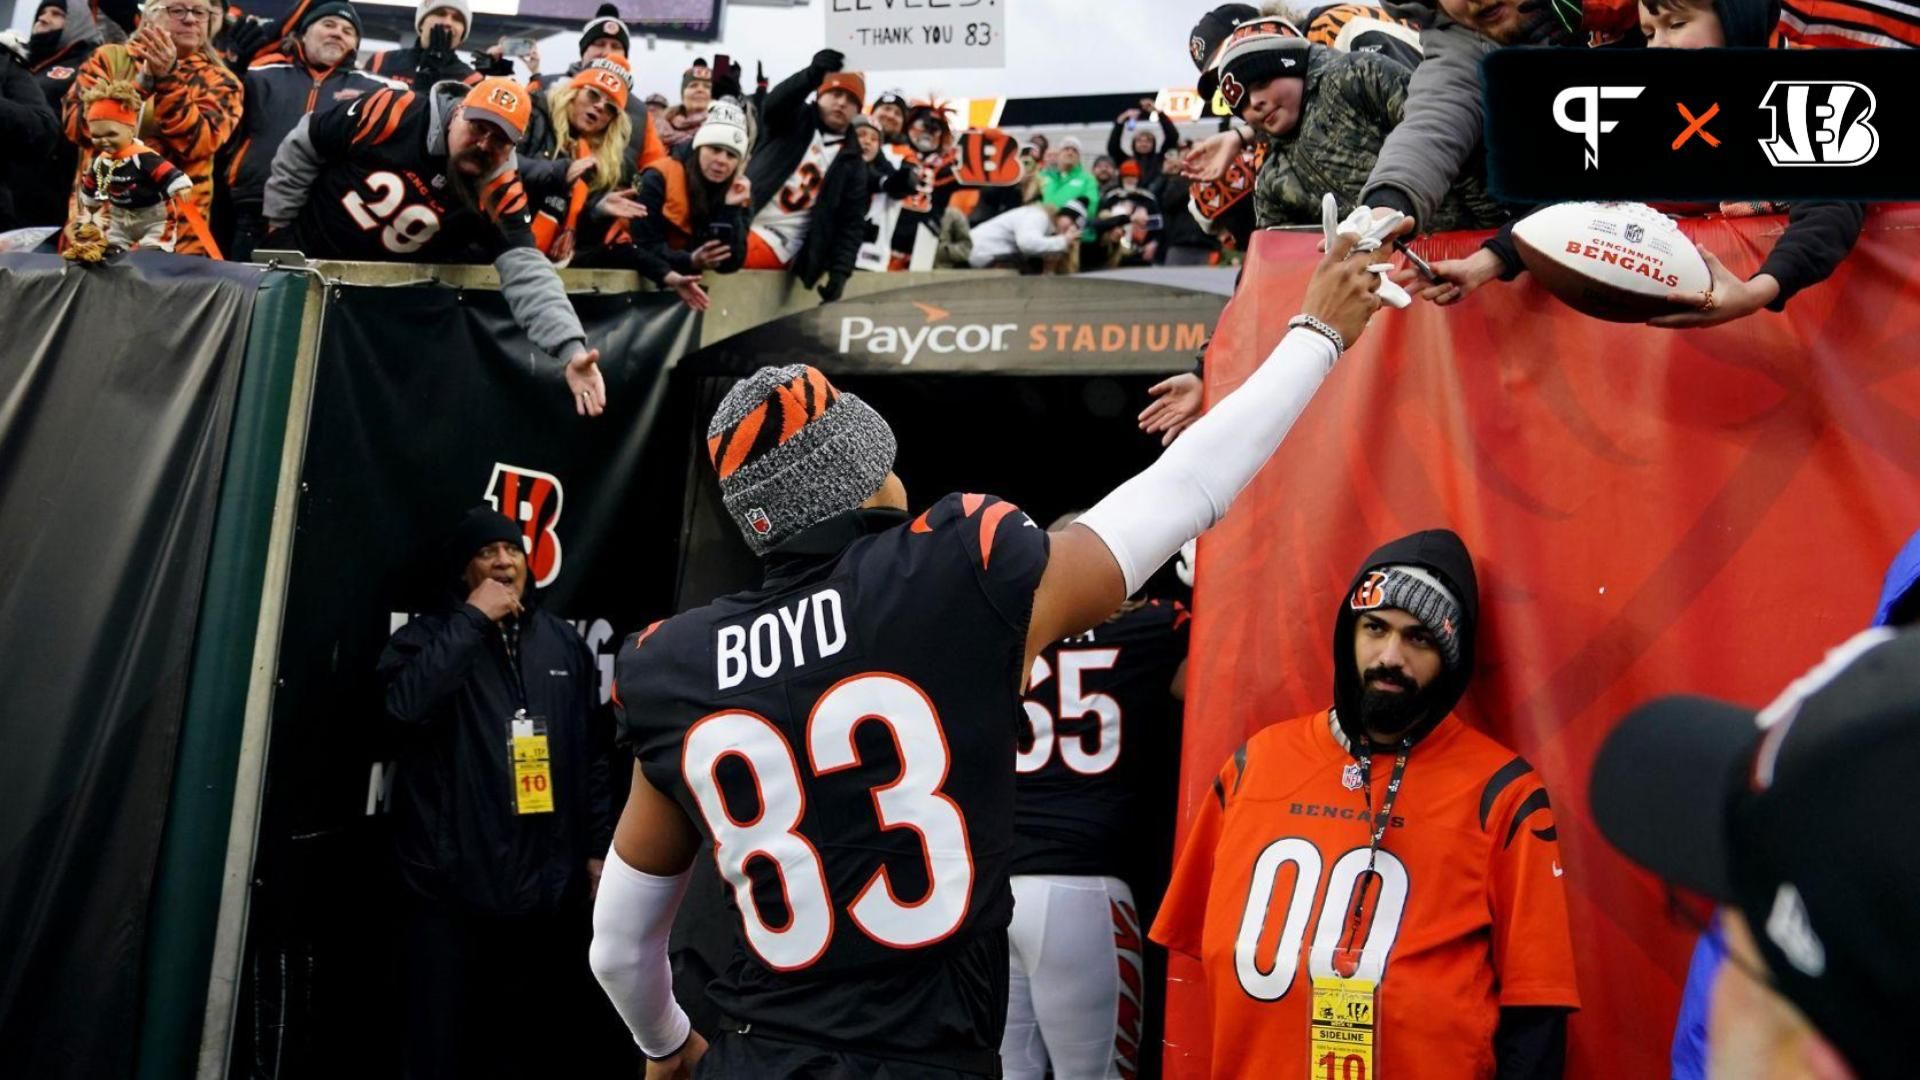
{"left": 746, "top": 59, "right": 867, "bottom": 289}
{"left": 614, "top": 154, "right": 750, "bottom": 286}
{"left": 0, "top": 48, "right": 59, "bottom": 231}
{"left": 18, "top": 0, "right": 101, "bottom": 227}
{"left": 226, "top": 41, "right": 394, "bottom": 214}
{"left": 364, "top": 42, "right": 475, "bottom": 89}
{"left": 378, "top": 595, "right": 612, "bottom": 916}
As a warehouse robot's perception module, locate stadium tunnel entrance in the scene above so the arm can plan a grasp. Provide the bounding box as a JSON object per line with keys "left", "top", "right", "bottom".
{"left": 666, "top": 268, "right": 1233, "bottom": 608}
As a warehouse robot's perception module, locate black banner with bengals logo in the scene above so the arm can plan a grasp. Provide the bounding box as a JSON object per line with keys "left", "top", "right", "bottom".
{"left": 234, "top": 284, "right": 696, "bottom": 1076}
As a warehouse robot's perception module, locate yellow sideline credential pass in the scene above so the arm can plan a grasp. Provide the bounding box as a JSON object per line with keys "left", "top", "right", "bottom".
{"left": 510, "top": 715, "right": 554, "bottom": 815}
{"left": 1309, "top": 974, "right": 1376, "bottom": 1080}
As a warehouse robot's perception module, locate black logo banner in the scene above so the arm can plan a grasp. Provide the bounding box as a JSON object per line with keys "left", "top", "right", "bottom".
{"left": 1484, "top": 48, "right": 1920, "bottom": 202}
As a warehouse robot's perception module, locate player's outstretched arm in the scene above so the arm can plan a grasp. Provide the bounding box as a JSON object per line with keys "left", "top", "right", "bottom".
{"left": 1026, "top": 223, "right": 1402, "bottom": 664}
{"left": 590, "top": 764, "right": 703, "bottom": 1063}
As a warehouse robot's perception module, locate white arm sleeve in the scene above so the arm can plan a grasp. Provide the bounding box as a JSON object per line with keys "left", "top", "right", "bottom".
{"left": 1078, "top": 327, "right": 1339, "bottom": 594}
{"left": 588, "top": 848, "right": 694, "bottom": 1059}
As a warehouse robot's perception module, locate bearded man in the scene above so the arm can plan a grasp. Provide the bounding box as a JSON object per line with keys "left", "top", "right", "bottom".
{"left": 1152, "top": 529, "right": 1581, "bottom": 1080}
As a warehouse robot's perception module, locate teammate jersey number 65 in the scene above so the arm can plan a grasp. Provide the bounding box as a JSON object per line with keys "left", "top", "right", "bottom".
{"left": 680, "top": 671, "right": 974, "bottom": 971}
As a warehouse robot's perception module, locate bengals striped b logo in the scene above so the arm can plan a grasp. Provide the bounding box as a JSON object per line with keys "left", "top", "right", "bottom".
{"left": 1351, "top": 570, "right": 1388, "bottom": 610}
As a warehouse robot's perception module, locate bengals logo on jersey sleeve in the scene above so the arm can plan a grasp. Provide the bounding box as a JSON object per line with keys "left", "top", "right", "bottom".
{"left": 349, "top": 88, "right": 416, "bottom": 148}
{"left": 478, "top": 171, "right": 530, "bottom": 223}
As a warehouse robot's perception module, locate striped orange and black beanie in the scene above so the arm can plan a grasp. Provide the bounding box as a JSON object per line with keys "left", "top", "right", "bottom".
{"left": 706, "top": 364, "right": 896, "bottom": 555}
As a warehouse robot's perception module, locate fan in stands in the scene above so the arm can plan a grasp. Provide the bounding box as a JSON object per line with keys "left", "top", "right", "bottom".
{"left": 1511, "top": 201, "right": 1712, "bottom": 322}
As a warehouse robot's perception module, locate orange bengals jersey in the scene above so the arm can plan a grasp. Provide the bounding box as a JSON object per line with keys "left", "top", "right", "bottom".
{"left": 1151, "top": 710, "right": 1579, "bottom": 1079}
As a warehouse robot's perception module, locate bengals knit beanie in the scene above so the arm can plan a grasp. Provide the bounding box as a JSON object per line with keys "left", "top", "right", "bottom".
{"left": 579, "top": 3, "right": 628, "bottom": 54}
{"left": 1351, "top": 564, "right": 1465, "bottom": 670}
{"left": 706, "top": 365, "right": 896, "bottom": 555}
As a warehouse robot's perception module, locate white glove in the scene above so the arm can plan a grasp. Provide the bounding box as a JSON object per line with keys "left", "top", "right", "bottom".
{"left": 1321, "top": 194, "right": 1411, "bottom": 309}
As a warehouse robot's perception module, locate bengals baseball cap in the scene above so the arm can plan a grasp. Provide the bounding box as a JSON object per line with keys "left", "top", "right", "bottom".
{"left": 570, "top": 54, "right": 632, "bottom": 111}
{"left": 706, "top": 365, "right": 896, "bottom": 555}
{"left": 1589, "top": 627, "right": 1920, "bottom": 1078}
{"left": 1191, "top": 3, "right": 1261, "bottom": 98}
{"left": 461, "top": 77, "right": 531, "bottom": 142}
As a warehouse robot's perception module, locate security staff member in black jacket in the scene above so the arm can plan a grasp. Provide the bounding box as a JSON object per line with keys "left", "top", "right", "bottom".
{"left": 378, "top": 505, "right": 613, "bottom": 1080}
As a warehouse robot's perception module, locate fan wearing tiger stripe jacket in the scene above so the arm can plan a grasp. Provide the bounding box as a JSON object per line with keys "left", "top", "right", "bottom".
{"left": 261, "top": 76, "right": 609, "bottom": 415}
{"left": 1151, "top": 530, "right": 1579, "bottom": 1079}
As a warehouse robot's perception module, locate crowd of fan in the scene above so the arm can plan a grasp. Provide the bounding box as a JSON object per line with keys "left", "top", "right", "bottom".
{"left": 0, "top": 0, "right": 1226, "bottom": 293}
{"left": 0, "top": 0, "right": 1903, "bottom": 328}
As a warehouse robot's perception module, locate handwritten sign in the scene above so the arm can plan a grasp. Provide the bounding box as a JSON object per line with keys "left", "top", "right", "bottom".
{"left": 826, "top": 0, "right": 1006, "bottom": 71}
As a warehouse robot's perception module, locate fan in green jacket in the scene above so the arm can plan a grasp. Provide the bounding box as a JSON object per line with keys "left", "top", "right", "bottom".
{"left": 1039, "top": 136, "right": 1101, "bottom": 237}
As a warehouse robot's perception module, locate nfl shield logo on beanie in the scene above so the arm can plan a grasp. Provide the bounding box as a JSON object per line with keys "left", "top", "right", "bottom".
{"left": 748, "top": 508, "right": 773, "bottom": 537}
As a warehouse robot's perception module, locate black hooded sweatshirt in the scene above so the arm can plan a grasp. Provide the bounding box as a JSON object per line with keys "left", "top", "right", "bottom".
{"left": 1332, "top": 529, "right": 1480, "bottom": 751}
{"left": 377, "top": 554, "right": 612, "bottom": 917}
{"left": 1332, "top": 529, "right": 1570, "bottom": 1080}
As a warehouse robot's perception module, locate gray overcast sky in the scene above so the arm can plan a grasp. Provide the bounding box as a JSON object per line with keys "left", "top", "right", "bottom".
{"left": 4, "top": 0, "right": 1210, "bottom": 99}
{"left": 601, "top": 2, "right": 1208, "bottom": 101}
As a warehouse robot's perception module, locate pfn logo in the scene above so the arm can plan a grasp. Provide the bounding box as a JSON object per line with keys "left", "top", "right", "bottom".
{"left": 485, "top": 462, "right": 565, "bottom": 588}
{"left": 1552, "top": 85, "right": 1644, "bottom": 170}
{"left": 1758, "top": 81, "right": 1878, "bottom": 167}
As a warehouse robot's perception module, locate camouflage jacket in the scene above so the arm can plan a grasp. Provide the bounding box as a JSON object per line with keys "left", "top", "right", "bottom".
{"left": 1251, "top": 44, "right": 1502, "bottom": 231}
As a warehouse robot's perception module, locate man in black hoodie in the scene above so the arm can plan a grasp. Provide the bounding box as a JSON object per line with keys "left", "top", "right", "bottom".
{"left": 377, "top": 505, "right": 613, "bottom": 1080}
{"left": 1152, "top": 529, "right": 1580, "bottom": 1080}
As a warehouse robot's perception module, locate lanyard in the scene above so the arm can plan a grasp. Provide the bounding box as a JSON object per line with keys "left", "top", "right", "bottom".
{"left": 1353, "top": 744, "right": 1409, "bottom": 870}
{"left": 496, "top": 616, "right": 528, "bottom": 711}
{"left": 1340, "top": 739, "right": 1409, "bottom": 970}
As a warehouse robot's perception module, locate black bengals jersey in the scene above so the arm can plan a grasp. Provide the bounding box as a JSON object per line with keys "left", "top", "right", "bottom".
{"left": 286, "top": 86, "right": 535, "bottom": 262}
{"left": 613, "top": 494, "right": 1050, "bottom": 1064}
{"left": 1012, "top": 598, "right": 1190, "bottom": 879}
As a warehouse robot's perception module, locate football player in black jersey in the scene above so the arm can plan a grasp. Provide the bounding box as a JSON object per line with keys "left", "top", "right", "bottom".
{"left": 1003, "top": 512, "right": 1190, "bottom": 1079}
{"left": 260, "top": 76, "right": 608, "bottom": 416}
{"left": 589, "top": 220, "right": 1406, "bottom": 1079}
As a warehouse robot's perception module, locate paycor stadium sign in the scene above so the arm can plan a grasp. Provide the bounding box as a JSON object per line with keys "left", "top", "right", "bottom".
{"left": 700, "top": 276, "right": 1230, "bottom": 375}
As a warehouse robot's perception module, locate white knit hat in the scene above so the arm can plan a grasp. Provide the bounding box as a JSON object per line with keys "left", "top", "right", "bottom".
{"left": 691, "top": 101, "right": 750, "bottom": 158}
{"left": 416, "top": 0, "right": 469, "bottom": 36}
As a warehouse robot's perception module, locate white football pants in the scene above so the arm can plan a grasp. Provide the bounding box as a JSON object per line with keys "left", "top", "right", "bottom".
{"left": 1001, "top": 874, "right": 1145, "bottom": 1080}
